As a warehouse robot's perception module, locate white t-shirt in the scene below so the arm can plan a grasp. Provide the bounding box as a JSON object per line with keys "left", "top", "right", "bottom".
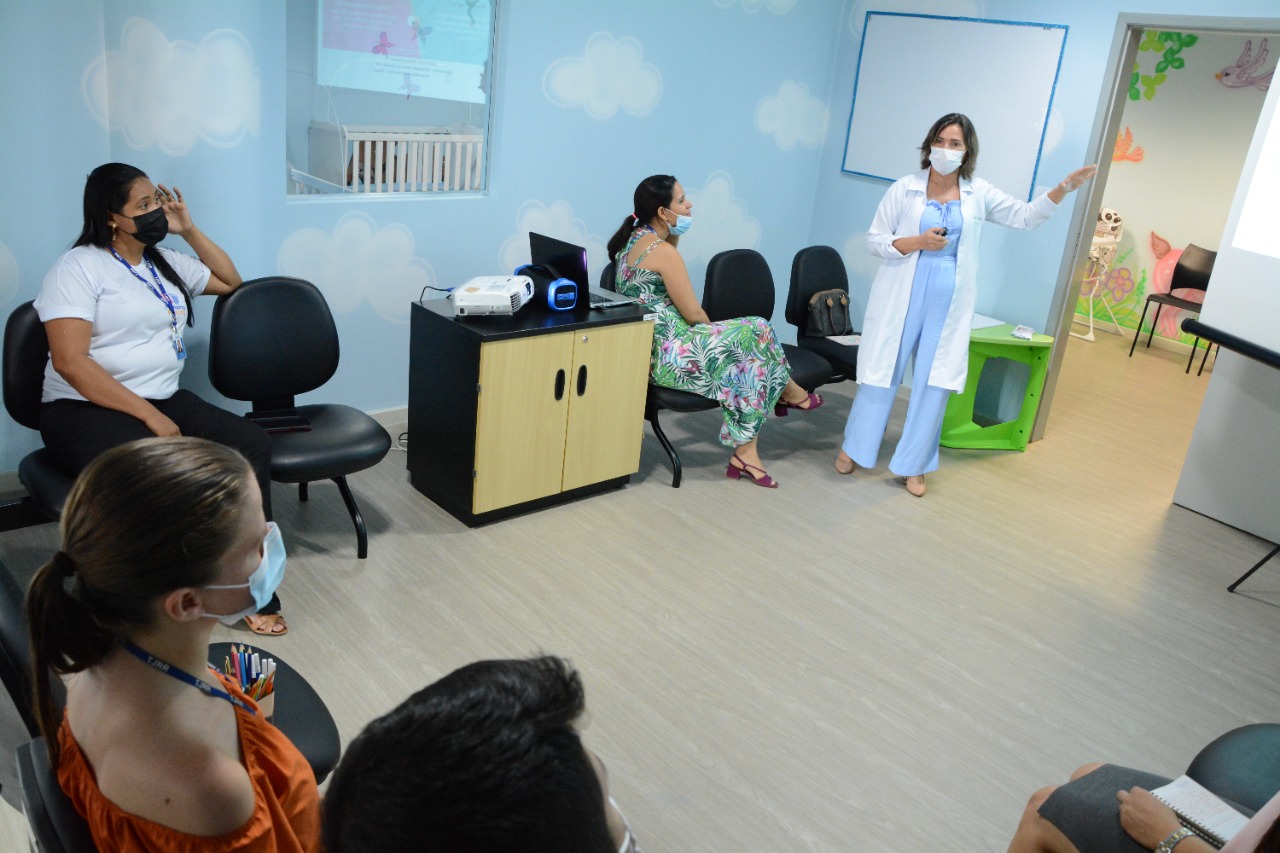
{"left": 34, "top": 244, "right": 210, "bottom": 402}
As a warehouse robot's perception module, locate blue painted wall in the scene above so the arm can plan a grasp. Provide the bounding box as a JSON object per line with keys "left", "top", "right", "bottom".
{"left": 3, "top": 0, "right": 1278, "bottom": 473}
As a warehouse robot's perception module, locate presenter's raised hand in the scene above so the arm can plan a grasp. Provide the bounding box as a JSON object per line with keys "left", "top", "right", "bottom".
{"left": 157, "top": 184, "right": 194, "bottom": 236}
{"left": 1060, "top": 164, "right": 1098, "bottom": 193}
{"left": 1048, "top": 164, "right": 1098, "bottom": 204}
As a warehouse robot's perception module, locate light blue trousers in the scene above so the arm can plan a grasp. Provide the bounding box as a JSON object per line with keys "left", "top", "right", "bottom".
{"left": 842, "top": 259, "right": 955, "bottom": 477}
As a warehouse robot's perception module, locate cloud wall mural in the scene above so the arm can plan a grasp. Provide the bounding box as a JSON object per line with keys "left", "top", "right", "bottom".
{"left": 543, "top": 33, "right": 662, "bottom": 120}
{"left": 499, "top": 200, "right": 606, "bottom": 275}
{"left": 679, "top": 171, "right": 760, "bottom": 266}
{"left": 277, "top": 213, "right": 436, "bottom": 324}
{"left": 756, "top": 80, "right": 829, "bottom": 150}
{"left": 82, "top": 18, "right": 261, "bottom": 156}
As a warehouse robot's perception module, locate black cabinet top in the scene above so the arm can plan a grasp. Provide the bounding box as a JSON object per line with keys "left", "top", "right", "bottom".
{"left": 413, "top": 298, "right": 653, "bottom": 342}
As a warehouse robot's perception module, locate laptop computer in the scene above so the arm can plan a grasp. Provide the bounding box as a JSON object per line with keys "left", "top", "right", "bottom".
{"left": 528, "top": 232, "right": 634, "bottom": 307}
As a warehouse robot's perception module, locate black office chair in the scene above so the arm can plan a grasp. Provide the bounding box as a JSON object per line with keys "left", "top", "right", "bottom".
{"left": 600, "top": 261, "right": 718, "bottom": 488}
{"left": 15, "top": 738, "right": 96, "bottom": 853}
{"left": 1128, "top": 244, "right": 1218, "bottom": 374}
{"left": 2, "top": 302, "right": 76, "bottom": 523}
{"left": 209, "top": 277, "right": 392, "bottom": 558}
{"left": 0, "top": 558, "right": 341, "bottom": 785}
{"left": 787, "top": 246, "right": 858, "bottom": 382}
{"left": 702, "top": 249, "right": 836, "bottom": 392}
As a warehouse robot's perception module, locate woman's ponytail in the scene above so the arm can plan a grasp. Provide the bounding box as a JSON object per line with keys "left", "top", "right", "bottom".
{"left": 25, "top": 551, "right": 115, "bottom": 764}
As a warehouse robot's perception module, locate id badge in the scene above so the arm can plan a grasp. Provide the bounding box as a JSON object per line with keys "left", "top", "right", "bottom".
{"left": 173, "top": 336, "right": 187, "bottom": 361}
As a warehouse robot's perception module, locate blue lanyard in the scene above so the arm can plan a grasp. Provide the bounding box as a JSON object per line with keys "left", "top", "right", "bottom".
{"left": 108, "top": 246, "right": 186, "bottom": 360}
{"left": 120, "top": 638, "right": 256, "bottom": 716}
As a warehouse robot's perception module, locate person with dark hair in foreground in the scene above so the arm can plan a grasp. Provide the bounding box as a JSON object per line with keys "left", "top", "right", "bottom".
{"left": 1009, "top": 762, "right": 1280, "bottom": 853}
{"left": 322, "top": 656, "right": 640, "bottom": 853}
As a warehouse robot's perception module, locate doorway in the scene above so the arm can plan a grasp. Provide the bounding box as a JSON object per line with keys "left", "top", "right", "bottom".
{"left": 1035, "top": 14, "right": 1280, "bottom": 441}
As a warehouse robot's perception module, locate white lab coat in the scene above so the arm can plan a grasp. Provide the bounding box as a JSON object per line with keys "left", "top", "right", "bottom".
{"left": 859, "top": 170, "right": 1059, "bottom": 392}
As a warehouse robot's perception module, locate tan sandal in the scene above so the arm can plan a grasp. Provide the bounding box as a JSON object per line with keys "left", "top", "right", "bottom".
{"left": 903, "top": 475, "right": 927, "bottom": 497}
{"left": 244, "top": 613, "right": 288, "bottom": 636}
{"left": 835, "top": 451, "right": 856, "bottom": 475}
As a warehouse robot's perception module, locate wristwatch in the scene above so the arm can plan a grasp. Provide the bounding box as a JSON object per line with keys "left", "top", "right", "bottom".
{"left": 1155, "top": 826, "right": 1196, "bottom": 853}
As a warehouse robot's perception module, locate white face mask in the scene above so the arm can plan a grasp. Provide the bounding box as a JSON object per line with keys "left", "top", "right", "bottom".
{"left": 929, "top": 146, "right": 965, "bottom": 176}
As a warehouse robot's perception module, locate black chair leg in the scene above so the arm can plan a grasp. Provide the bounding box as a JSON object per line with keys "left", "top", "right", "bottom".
{"left": 1198, "top": 343, "right": 1213, "bottom": 376}
{"left": 1228, "top": 543, "right": 1280, "bottom": 592}
{"left": 1186, "top": 336, "right": 1200, "bottom": 374}
{"left": 299, "top": 482, "right": 308, "bottom": 502}
{"left": 647, "top": 408, "right": 683, "bottom": 488}
{"left": 1129, "top": 300, "right": 1152, "bottom": 357}
{"left": 1147, "top": 304, "right": 1163, "bottom": 349}
{"left": 332, "top": 475, "right": 369, "bottom": 559}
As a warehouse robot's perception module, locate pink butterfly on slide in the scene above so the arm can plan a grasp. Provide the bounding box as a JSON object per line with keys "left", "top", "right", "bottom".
{"left": 372, "top": 32, "right": 394, "bottom": 55}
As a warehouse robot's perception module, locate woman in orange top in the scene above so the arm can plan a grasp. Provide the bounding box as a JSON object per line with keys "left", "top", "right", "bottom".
{"left": 25, "top": 437, "right": 320, "bottom": 852}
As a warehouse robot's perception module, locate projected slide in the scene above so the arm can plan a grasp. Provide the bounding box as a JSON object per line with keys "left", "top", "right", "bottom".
{"left": 317, "top": 0, "right": 491, "bottom": 103}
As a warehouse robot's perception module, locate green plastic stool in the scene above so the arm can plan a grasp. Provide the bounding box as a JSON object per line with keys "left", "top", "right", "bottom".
{"left": 940, "top": 323, "right": 1052, "bottom": 451}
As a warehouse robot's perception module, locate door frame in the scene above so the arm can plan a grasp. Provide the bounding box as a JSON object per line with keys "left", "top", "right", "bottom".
{"left": 1034, "top": 13, "right": 1280, "bottom": 441}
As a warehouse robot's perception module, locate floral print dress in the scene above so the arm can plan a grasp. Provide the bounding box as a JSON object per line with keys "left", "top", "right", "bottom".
{"left": 615, "top": 228, "right": 791, "bottom": 447}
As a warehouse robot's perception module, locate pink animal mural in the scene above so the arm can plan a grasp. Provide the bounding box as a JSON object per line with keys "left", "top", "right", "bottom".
{"left": 1217, "top": 39, "right": 1274, "bottom": 90}
{"left": 1149, "top": 232, "right": 1204, "bottom": 338}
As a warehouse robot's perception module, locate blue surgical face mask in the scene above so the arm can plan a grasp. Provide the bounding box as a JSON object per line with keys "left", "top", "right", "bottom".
{"left": 664, "top": 209, "right": 692, "bottom": 236}
{"left": 203, "top": 522, "right": 287, "bottom": 625}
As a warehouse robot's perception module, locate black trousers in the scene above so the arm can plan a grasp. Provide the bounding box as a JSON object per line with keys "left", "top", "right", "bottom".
{"left": 39, "top": 389, "right": 281, "bottom": 614}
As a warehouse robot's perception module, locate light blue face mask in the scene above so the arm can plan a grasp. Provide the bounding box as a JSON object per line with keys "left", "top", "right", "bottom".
{"left": 664, "top": 209, "right": 692, "bottom": 236}
{"left": 203, "top": 522, "right": 287, "bottom": 625}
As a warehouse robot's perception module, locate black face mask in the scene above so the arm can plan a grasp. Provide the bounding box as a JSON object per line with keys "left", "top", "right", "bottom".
{"left": 126, "top": 207, "right": 169, "bottom": 246}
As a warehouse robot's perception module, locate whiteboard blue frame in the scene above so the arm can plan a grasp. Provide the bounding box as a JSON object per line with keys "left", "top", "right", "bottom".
{"left": 842, "top": 12, "right": 1068, "bottom": 201}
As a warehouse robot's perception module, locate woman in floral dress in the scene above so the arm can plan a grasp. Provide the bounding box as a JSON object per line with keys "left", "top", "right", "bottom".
{"left": 606, "top": 174, "right": 821, "bottom": 488}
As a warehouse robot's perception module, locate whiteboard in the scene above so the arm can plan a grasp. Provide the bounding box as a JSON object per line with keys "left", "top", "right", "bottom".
{"left": 842, "top": 13, "right": 1067, "bottom": 201}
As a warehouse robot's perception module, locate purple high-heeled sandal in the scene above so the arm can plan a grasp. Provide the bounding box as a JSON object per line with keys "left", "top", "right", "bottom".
{"left": 726, "top": 453, "right": 778, "bottom": 488}
{"left": 774, "top": 392, "right": 823, "bottom": 417}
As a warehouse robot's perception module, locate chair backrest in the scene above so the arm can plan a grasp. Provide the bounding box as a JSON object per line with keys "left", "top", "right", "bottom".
{"left": 208, "top": 277, "right": 340, "bottom": 410}
{"left": 1170, "top": 244, "right": 1217, "bottom": 295}
{"left": 3, "top": 301, "right": 50, "bottom": 431}
{"left": 787, "top": 246, "right": 849, "bottom": 332}
{"left": 0, "top": 559, "right": 64, "bottom": 739}
{"left": 600, "top": 262, "right": 617, "bottom": 293}
{"left": 703, "top": 249, "right": 775, "bottom": 322}
{"left": 15, "top": 738, "right": 98, "bottom": 853}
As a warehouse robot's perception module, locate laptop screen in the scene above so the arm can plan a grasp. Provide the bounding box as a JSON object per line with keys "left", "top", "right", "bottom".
{"left": 528, "top": 232, "right": 589, "bottom": 291}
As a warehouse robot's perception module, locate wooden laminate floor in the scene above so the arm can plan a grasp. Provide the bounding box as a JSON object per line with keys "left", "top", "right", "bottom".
{"left": 0, "top": 330, "right": 1274, "bottom": 852}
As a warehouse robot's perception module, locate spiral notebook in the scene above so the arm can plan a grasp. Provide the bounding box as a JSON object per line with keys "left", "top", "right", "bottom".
{"left": 1149, "top": 775, "right": 1250, "bottom": 848}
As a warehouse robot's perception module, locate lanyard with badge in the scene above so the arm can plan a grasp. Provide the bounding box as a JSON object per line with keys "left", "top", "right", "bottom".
{"left": 108, "top": 246, "right": 186, "bottom": 361}
{"left": 119, "top": 638, "right": 257, "bottom": 715}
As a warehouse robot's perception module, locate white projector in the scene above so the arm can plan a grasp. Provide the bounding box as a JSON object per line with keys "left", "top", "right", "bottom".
{"left": 452, "top": 275, "right": 534, "bottom": 317}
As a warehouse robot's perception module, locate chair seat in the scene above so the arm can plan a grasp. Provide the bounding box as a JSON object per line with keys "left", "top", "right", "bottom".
{"left": 208, "top": 641, "right": 341, "bottom": 784}
{"left": 18, "top": 449, "right": 75, "bottom": 521}
{"left": 782, "top": 344, "right": 835, "bottom": 390}
{"left": 1146, "top": 293, "right": 1204, "bottom": 313}
{"left": 265, "top": 404, "right": 391, "bottom": 483}
{"left": 1185, "top": 723, "right": 1280, "bottom": 813}
{"left": 649, "top": 384, "right": 719, "bottom": 413}
{"left": 796, "top": 336, "right": 857, "bottom": 379}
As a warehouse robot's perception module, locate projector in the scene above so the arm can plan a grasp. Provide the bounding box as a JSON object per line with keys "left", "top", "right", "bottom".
{"left": 453, "top": 276, "right": 534, "bottom": 317}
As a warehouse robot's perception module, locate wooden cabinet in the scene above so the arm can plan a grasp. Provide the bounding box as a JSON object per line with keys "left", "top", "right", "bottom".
{"left": 408, "top": 300, "right": 654, "bottom": 526}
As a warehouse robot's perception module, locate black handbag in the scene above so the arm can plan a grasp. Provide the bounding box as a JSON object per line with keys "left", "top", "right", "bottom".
{"left": 806, "top": 289, "right": 853, "bottom": 337}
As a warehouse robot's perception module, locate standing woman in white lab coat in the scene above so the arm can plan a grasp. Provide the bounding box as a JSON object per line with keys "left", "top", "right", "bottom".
{"left": 834, "top": 113, "right": 1095, "bottom": 496}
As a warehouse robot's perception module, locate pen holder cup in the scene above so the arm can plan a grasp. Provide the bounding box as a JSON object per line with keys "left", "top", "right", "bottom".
{"left": 257, "top": 691, "right": 275, "bottom": 722}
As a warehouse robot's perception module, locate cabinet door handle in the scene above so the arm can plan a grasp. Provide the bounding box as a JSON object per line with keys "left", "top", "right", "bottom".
{"left": 554, "top": 369, "right": 566, "bottom": 400}
{"left": 576, "top": 365, "right": 588, "bottom": 396}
